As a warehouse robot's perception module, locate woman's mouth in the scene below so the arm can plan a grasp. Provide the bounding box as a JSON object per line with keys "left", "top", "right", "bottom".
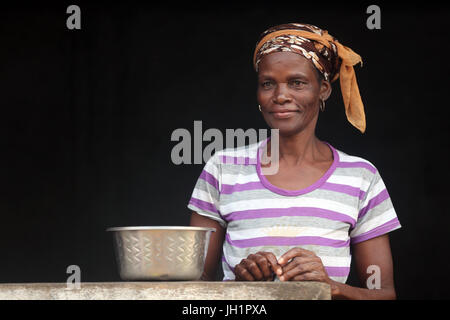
{"left": 270, "top": 110, "right": 299, "bottom": 119}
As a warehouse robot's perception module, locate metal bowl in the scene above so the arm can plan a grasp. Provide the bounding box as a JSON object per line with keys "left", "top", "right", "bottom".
{"left": 106, "top": 226, "right": 215, "bottom": 281}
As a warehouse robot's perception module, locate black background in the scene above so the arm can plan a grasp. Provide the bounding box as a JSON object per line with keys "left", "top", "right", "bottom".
{"left": 1, "top": 1, "right": 449, "bottom": 299}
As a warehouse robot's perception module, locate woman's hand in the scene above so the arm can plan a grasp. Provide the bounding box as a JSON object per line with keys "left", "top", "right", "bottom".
{"left": 234, "top": 251, "right": 283, "bottom": 281}
{"left": 277, "top": 247, "right": 333, "bottom": 285}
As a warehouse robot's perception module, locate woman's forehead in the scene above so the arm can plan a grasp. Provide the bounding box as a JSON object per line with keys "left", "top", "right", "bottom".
{"left": 258, "top": 52, "right": 316, "bottom": 76}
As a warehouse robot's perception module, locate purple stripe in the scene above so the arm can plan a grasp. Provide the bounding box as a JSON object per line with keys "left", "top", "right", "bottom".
{"left": 358, "top": 189, "right": 390, "bottom": 219}
{"left": 221, "top": 181, "right": 265, "bottom": 194}
{"left": 321, "top": 182, "right": 365, "bottom": 200}
{"left": 199, "top": 169, "right": 220, "bottom": 191}
{"left": 325, "top": 266, "right": 351, "bottom": 277}
{"left": 222, "top": 181, "right": 367, "bottom": 196}
{"left": 224, "top": 207, "right": 356, "bottom": 228}
{"left": 220, "top": 156, "right": 257, "bottom": 165}
{"left": 338, "top": 161, "right": 377, "bottom": 174}
{"left": 189, "top": 197, "right": 219, "bottom": 214}
{"left": 359, "top": 190, "right": 367, "bottom": 200}
{"left": 226, "top": 233, "right": 350, "bottom": 248}
{"left": 351, "top": 217, "right": 401, "bottom": 245}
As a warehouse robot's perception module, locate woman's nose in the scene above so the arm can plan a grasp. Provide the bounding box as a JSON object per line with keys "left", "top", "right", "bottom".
{"left": 273, "top": 83, "right": 292, "bottom": 104}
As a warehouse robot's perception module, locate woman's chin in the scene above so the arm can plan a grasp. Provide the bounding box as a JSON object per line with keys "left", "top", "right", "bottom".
{"left": 266, "top": 120, "right": 303, "bottom": 135}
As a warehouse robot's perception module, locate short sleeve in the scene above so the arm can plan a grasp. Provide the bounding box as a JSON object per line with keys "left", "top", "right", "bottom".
{"left": 187, "top": 153, "right": 226, "bottom": 228}
{"left": 350, "top": 168, "right": 401, "bottom": 244}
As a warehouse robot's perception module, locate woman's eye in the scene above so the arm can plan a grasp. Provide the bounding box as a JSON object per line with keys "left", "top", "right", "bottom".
{"left": 291, "top": 80, "right": 305, "bottom": 87}
{"left": 261, "top": 81, "right": 272, "bottom": 88}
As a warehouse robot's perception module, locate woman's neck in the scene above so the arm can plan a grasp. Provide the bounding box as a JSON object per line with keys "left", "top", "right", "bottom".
{"left": 266, "top": 129, "right": 329, "bottom": 167}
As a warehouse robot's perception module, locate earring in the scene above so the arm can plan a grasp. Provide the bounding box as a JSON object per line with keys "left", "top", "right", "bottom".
{"left": 258, "top": 105, "right": 262, "bottom": 112}
{"left": 320, "top": 100, "right": 326, "bottom": 112}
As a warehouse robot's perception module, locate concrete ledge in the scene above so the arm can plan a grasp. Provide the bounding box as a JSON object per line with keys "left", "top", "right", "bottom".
{"left": 0, "top": 281, "right": 331, "bottom": 300}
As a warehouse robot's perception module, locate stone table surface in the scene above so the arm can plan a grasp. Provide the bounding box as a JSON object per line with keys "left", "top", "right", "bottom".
{"left": 0, "top": 281, "right": 331, "bottom": 300}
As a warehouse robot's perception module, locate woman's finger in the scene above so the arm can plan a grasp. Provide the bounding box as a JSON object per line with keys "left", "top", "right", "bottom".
{"left": 242, "top": 257, "right": 264, "bottom": 280}
{"left": 280, "top": 261, "right": 320, "bottom": 281}
{"left": 251, "top": 253, "right": 273, "bottom": 280}
{"left": 259, "top": 252, "right": 283, "bottom": 276}
{"left": 234, "top": 262, "right": 255, "bottom": 281}
{"left": 278, "top": 247, "right": 314, "bottom": 266}
{"left": 281, "top": 257, "right": 311, "bottom": 274}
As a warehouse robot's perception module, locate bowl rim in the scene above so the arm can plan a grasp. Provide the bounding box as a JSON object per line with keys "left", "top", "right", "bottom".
{"left": 106, "top": 226, "right": 216, "bottom": 232}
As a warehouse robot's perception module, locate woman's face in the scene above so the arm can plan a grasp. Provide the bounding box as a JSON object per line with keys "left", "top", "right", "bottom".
{"left": 257, "top": 51, "right": 331, "bottom": 137}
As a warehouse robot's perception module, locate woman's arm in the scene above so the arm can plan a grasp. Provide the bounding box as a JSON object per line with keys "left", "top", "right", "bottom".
{"left": 331, "top": 234, "right": 397, "bottom": 300}
{"left": 189, "top": 211, "right": 226, "bottom": 281}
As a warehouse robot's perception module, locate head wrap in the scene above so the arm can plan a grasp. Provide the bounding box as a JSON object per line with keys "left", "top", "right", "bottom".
{"left": 253, "top": 23, "right": 366, "bottom": 133}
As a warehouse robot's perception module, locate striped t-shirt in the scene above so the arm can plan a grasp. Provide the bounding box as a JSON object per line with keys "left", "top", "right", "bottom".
{"left": 187, "top": 138, "right": 401, "bottom": 283}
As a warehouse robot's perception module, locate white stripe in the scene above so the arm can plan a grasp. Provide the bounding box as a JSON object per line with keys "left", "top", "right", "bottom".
{"left": 330, "top": 276, "right": 347, "bottom": 283}
{"left": 220, "top": 197, "right": 358, "bottom": 220}
{"left": 319, "top": 255, "right": 352, "bottom": 267}
{"left": 338, "top": 152, "right": 375, "bottom": 166}
{"left": 203, "top": 160, "right": 218, "bottom": 175}
{"left": 350, "top": 208, "right": 397, "bottom": 238}
{"left": 327, "top": 175, "right": 371, "bottom": 190}
{"left": 221, "top": 172, "right": 260, "bottom": 185}
{"left": 228, "top": 226, "right": 349, "bottom": 242}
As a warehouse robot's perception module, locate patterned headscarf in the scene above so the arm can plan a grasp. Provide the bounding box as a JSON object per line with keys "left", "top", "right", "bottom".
{"left": 254, "top": 23, "right": 366, "bottom": 133}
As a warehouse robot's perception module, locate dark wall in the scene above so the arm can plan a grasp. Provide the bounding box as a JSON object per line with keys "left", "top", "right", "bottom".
{"left": 1, "top": 1, "right": 449, "bottom": 299}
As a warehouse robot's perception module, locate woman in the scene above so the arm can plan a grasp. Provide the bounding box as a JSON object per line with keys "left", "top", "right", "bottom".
{"left": 188, "top": 23, "right": 401, "bottom": 300}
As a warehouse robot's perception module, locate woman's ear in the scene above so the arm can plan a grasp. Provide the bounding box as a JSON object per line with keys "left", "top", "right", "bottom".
{"left": 319, "top": 80, "right": 332, "bottom": 101}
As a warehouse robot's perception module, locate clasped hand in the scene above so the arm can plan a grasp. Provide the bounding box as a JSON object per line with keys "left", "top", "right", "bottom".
{"left": 234, "top": 247, "right": 331, "bottom": 284}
